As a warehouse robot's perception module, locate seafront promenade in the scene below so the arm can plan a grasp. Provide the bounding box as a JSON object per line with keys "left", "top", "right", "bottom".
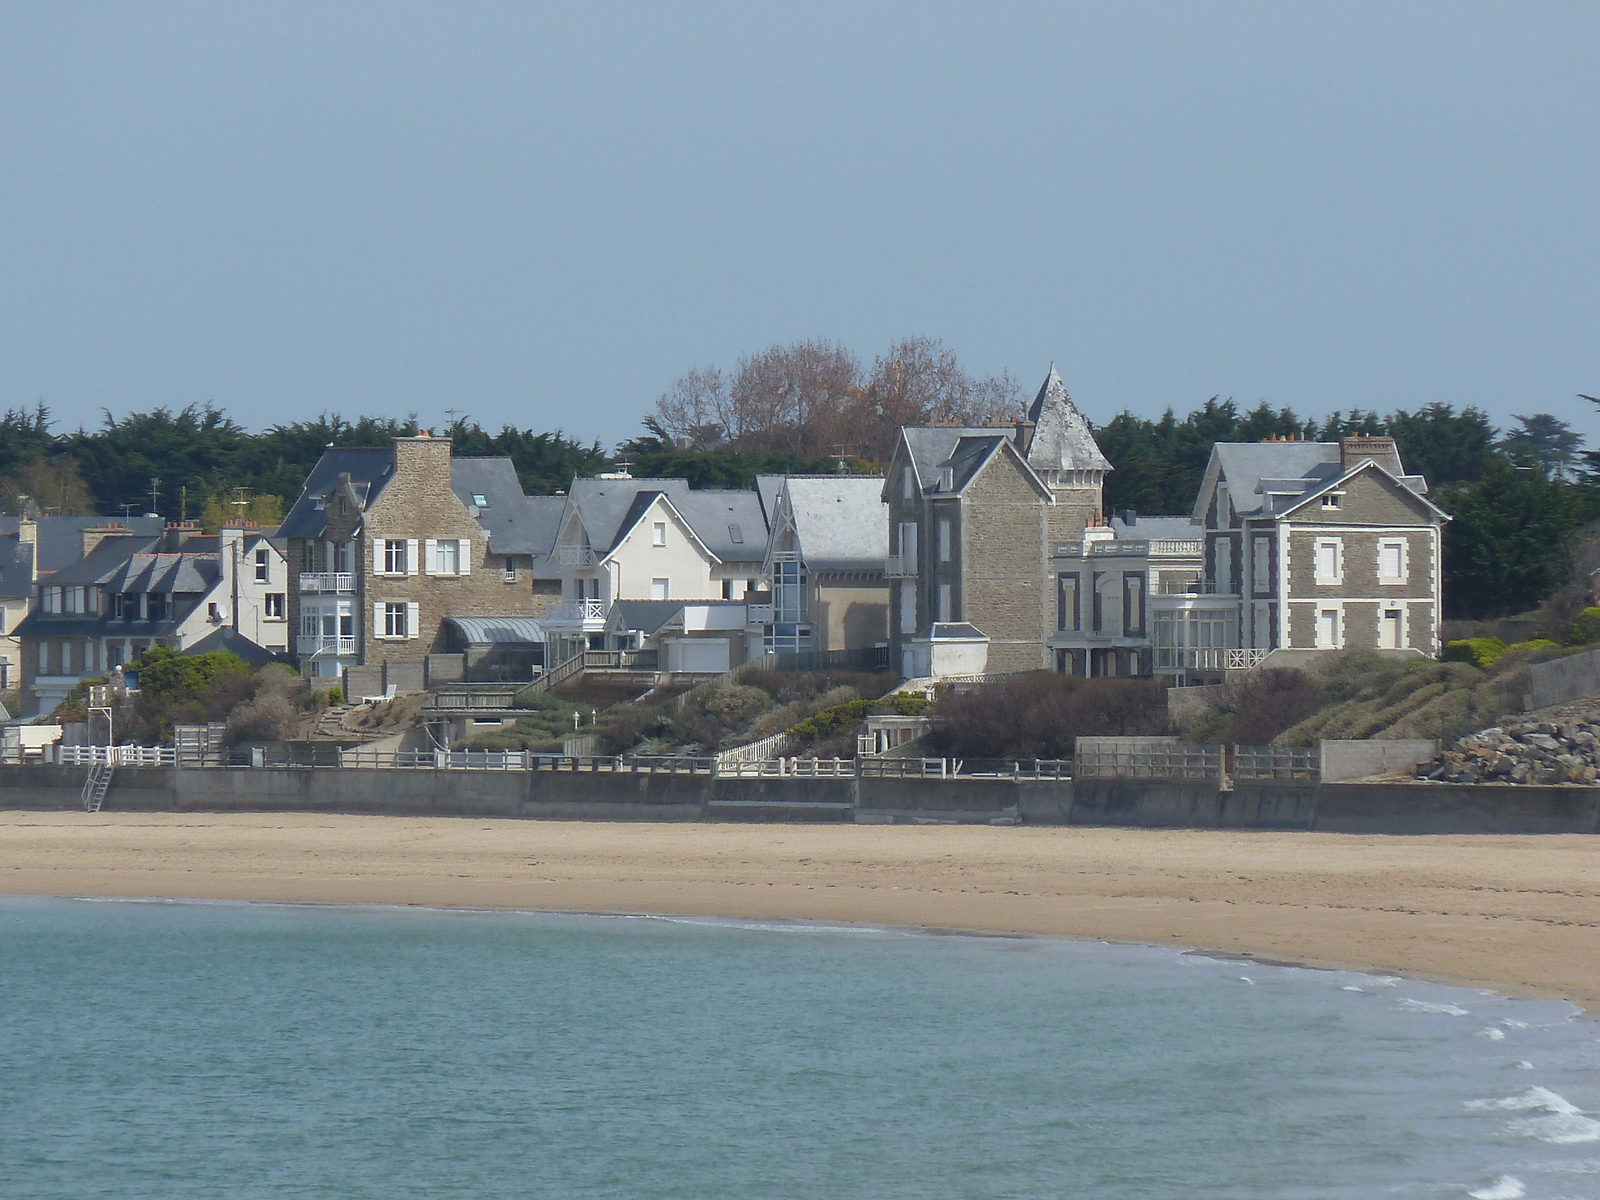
{"left": 6, "top": 762, "right": 1600, "bottom": 834}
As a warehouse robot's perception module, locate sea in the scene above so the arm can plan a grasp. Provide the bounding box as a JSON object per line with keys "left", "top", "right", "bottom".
{"left": 2, "top": 896, "right": 1598, "bottom": 1199}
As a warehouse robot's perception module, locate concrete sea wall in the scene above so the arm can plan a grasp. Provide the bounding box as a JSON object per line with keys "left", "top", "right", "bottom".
{"left": 5, "top": 766, "right": 1600, "bottom": 834}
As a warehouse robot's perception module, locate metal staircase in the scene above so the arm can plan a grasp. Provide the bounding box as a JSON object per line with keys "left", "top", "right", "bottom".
{"left": 82, "top": 761, "right": 114, "bottom": 812}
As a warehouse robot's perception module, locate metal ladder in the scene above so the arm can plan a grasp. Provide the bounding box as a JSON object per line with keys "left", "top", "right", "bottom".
{"left": 82, "top": 761, "right": 114, "bottom": 812}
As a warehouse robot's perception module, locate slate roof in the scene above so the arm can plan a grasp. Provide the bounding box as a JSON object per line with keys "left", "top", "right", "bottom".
{"left": 1198, "top": 442, "right": 1435, "bottom": 521}
{"left": 182, "top": 627, "right": 294, "bottom": 664}
{"left": 448, "top": 458, "right": 551, "bottom": 556}
{"left": 277, "top": 447, "right": 396, "bottom": 539}
{"left": 1108, "top": 515, "right": 1201, "bottom": 541}
{"left": 564, "top": 478, "right": 768, "bottom": 563}
{"left": 1026, "top": 365, "right": 1112, "bottom": 474}
{"left": 897, "top": 427, "right": 1001, "bottom": 491}
{"left": 46, "top": 535, "right": 159, "bottom": 586}
{"left": 605, "top": 599, "right": 694, "bottom": 636}
{"left": 0, "top": 516, "right": 165, "bottom": 572}
{"left": 104, "top": 552, "right": 221, "bottom": 595}
{"left": 0, "top": 536, "right": 35, "bottom": 599}
{"left": 443, "top": 616, "right": 548, "bottom": 645}
{"left": 776, "top": 476, "right": 889, "bottom": 572}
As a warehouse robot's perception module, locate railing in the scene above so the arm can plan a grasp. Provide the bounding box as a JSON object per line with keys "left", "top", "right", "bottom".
{"left": 424, "top": 689, "right": 525, "bottom": 711}
{"left": 1150, "top": 539, "right": 1203, "bottom": 557}
{"left": 1088, "top": 539, "right": 1143, "bottom": 556}
{"left": 744, "top": 603, "right": 774, "bottom": 624}
{"left": 1225, "top": 648, "right": 1267, "bottom": 669}
{"left": 715, "top": 732, "right": 792, "bottom": 766}
{"left": 883, "top": 554, "right": 917, "bottom": 578}
{"left": 545, "top": 598, "right": 608, "bottom": 621}
{"left": 715, "top": 756, "right": 856, "bottom": 778}
{"left": 1234, "top": 744, "right": 1318, "bottom": 781}
{"left": 578, "top": 649, "right": 659, "bottom": 671}
{"left": 58, "top": 745, "right": 177, "bottom": 767}
{"left": 296, "top": 635, "right": 356, "bottom": 656}
{"left": 1074, "top": 739, "right": 1223, "bottom": 780}
{"left": 1157, "top": 579, "right": 1225, "bottom": 595}
{"left": 518, "top": 650, "right": 589, "bottom": 696}
{"left": 557, "top": 546, "right": 596, "bottom": 566}
{"left": 298, "top": 572, "right": 355, "bottom": 594}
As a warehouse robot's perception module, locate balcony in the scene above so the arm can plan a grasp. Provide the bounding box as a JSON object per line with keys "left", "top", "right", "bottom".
{"left": 884, "top": 553, "right": 917, "bottom": 578}
{"left": 744, "top": 602, "right": 774, "bottom": 625}
{"left": 296, "top": 635, "right": 357, "bottom": 657}
{"left": 545, "top": 598, "right": 609, "bottom": 622}
{"left": 299, "top": 572, "right": 355, "bottom": 594}
{"left": 1150, "top": 539, "right": 1203, "bottom": 557}
{"left": 1157, "top": 579, "right": 1230, "bottom": 596}
{"left": 557, "top": 545, "right": 596, "bottom": 566}
{"left": 1152, "top": 647, "right": 1266, "bottom": 671}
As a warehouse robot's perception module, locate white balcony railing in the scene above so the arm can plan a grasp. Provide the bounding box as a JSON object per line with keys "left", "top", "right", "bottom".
{"left": 744, "top": 603, "right": 774, "bottom": 624}
{"left": 298, "top": 572, "right": 356, "bottom": 594}
{"left": 884, "top": 554, "right": 917, "bottom": 578}
{"left": 545, "top": 598, "right": 609, "bottom": 622}
{"left": 1153, "top": 647, "right": 1266, "bottom": 671}
{"left": 557, "top": 545, "right": 596, "bottom": 566}
{"left": 1157, "top": 579, "right": 1230, "bottom": 596}
{"left": 296, "top": 635, "right": 357, "bottom": 656}
{"left": 1150, "top": 539, "right": 1203, "bottom": 557}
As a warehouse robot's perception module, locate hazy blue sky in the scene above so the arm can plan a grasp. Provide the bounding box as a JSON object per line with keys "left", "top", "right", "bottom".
{"left": 2, "top": 2, "right": 1596, "bottom": 449}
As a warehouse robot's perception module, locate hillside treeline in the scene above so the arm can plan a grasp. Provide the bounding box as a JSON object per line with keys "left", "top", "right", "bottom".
{"left": 2, "top": 338, "right": 1595, "bottom": 620}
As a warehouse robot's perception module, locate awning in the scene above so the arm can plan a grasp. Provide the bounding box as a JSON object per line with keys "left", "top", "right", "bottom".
{"left": 443, "top": 616, "right": 547, "bottom": 645}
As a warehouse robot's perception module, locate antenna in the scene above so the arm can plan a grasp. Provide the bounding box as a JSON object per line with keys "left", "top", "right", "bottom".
{"left": 232, "top": 485, "right": 251, "bottom": 515}
{"left": 444, "top": 407, "right": 462, "bottom": 430}
{"left": 149, "top": 477, "right": 161, "bottom": 515}
{"left": 830, "top": 443, "right": 853, "bottom": 474}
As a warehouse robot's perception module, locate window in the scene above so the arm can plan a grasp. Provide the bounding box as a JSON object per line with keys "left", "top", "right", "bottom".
{"left": 1378, "top": 539, "right": 1407, "bottom": 584}
{"left": 728, "top": 524, "right": 743, "bottom": 544}
{"left": 902, "top": 466, "right": 913, "bottom": 500}
{"left": 1314, "top": 538, "right": 1343, "bottom": 585}
{"left": 1057, "top": 573, "right": 1080, "bottom": 631}
{"left": 472, "top": 493, "right": 488, "bottom": 508}
{"left": 1252, "top": 536, "right": 1271, "bottom": 593}
{"left": 504, "top": 561, "right": 518, "bottom": 583}
{"left": 265, "top": 593, "right": 285, "bottom": 619}
{"left": 1215, "top": 539, "right": 1233, "bottom": 594}
{"left": 61, "top": 642, "right": 72, "bottom": 674}
{"left": 1216, "top": 483, "right": 1230, "bottom": 525}
{"left": 1317, "top": 608, "right": 1341, "bottom": 648}
{"left": 335, "top": 542, "right": 352, "bottom": 573}
{"left": 63, "top": 587, "right": 81, "bottom": 614}
{"left": 384, "top": 540, "right": 407, "bottom": 574}
{"left": 302, "top": 542, "right": 316, "bottom": 573}
{"left": 435, "top": 539, "right": 459, "bottom": 575}
{"left": 1321, "top": 493, "right": 1342, "bottom": 509}
{"left": 650, "top": 578, "right": 669, "bottom": 601}
{"left": 255, "top": 548, "right": 270, "bottom": 583}
{"left": 652, "top": 522, "right": 667, "bottom": 547}
{"left": 38, "top": 642, "right": 48, "bottom": 673}
{"left": 773, "top": 561, "right": 807, "bottom": 623}
{"left": 938, "top": 518, "right": 951, "bottom": 563}
{"left": 43, "top": 587, "right": 59, "bottom": 614}
{"left": 938, "top": 583, "right": 952, "bottom": 623}
{"left": 208, "top": 602, "right": 220, "bottom": 622}
{"left": 1091, "top": 571, "right": 1105, "bottom": 633}
{"left": 384, "top": 603, "right": 408, "bottom": 639}
{"left": 899, "top": 580, "right": 916, "bottom": 634}
{"left": 147, "top": 594, "right": 166, "bottom": 622}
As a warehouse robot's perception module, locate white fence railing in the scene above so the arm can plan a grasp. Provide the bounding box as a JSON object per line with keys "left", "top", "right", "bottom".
{"left": 556, "top": 546, "right": 596, "bottom": 566}
{"left": 883, "top": 553, "right": 917, "bottom": 578}
{"left": 297, "top": 635, "right": 357, "bottom": 656}
{"left": 545, "top": 598, "right": 608, "bottom": 621}
{"left": 715, "top": 732, "right": 791, "bottom": 767}
{"left": 57, "top": 745, "right": 178, "bottom": 767}
{"left": 298, "top": 572, "right": 355, "bottom": 594}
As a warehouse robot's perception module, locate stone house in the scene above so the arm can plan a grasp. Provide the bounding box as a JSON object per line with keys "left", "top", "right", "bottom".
{"left": 279, "top": 436, "right": 551, "bottom": 688}
{"left": 1188, "top": 435, "right": 1447, "bottom": 678}
{"left": 883, "top": 366, "right": 1111, "bottom": 679}
{"left": 758, "top": 475, "right": 889, "bottom": 656}
{"left": 543, "top": 476, "right": 769, "bottom": 665}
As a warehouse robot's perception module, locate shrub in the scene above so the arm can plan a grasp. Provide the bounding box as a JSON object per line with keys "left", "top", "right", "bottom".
{"left": 1566, "top": 607, "right": 1600, "bottom": 645}
{"left": 925, "top": 674, "right": 1168, "bottom": 759}
{"left": 225, "top": 694, "right": 299, "bottom": 744}
{"left": 1202, "top": 668, "right": 1324, "bottom": 746}
{"left": 787, "top": 699, "right": 875, "bottom": 747}
{"left": 889, "top": 691, "right": 931, "bottom": 716}
{"left": 327, "top": 687, "right": 344, "bottom": 706}
{"left": 1442, "top": 637, "right": 1507, "bottom": 668}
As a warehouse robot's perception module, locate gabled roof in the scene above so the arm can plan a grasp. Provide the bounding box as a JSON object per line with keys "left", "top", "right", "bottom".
{"left": 278, "top": 447, "right": 396, "bottom": 539}
{"left": 46, "top": 535, "right": 159, "bottom": 585}
{"left": 768, "top": 476, "right": 889, "bottom": 573}
{"left": 1026, "top": 365, "right": 1112, "bottom": 474}
{"left": 182, "top": 627, "right": 294, "bottom": 664}
{"left": 448, "top": 457, "right": 557, "bottom": 558}
{"left": 894, "top": 426, "right": 1000, "bottom": 493}
{"left": 1193, "top": 442, "right": 1342, "bottom": 521}
{"left": 605, "top": 599, "right": 693, "bottom": 636}
{"left": 561, "top": 477, "right": 768, "bottom": 564}
{"left": 1276, "top": 458, "right": 1451, "bottom": 523}
{"left": 0, "top": 516, "right": 165, "bottom": 572}
{"left": 104, "top": 552, "right": 220, "bottom": 595}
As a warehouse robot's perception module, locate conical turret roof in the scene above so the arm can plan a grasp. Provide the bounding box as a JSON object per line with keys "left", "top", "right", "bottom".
{"left": 1026, "top": 364, "right": 1111, "bottom": 474}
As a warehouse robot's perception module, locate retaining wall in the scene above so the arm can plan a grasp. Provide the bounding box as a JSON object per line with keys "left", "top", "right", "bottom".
{"left": 4, "top": 767, "right": 1598, "bottom": 834}
{"left": 1526, "top": 648, "right": 1600, "bottom": 711}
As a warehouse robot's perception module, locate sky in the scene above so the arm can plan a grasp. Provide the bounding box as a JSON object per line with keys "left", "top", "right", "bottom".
{"left": 2, "top": 2, "right": 1597, "bottom": 450}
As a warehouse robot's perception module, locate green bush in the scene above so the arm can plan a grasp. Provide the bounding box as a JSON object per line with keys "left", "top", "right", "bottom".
{"left": 1442, "top": 637, "right": 1507, "bottom": 668}
{"left": 787, "top": 699, "right": 876, "bottom": 746}
{"left": 327, "top": 687, "right": 344, "bottom": 706}
{"left": 1503, "top": 639, "right": 1558, "bottom": 657}
{"left": 889, "top": 691, "right": 932, "bottom": 716}
{"left": 1566, "top": 607, "right": 1600, "bottom": 646}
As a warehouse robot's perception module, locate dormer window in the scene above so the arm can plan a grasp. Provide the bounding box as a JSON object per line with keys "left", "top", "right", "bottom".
{"left": 1321, "top": 493, "right": 1342, "bottom": 509}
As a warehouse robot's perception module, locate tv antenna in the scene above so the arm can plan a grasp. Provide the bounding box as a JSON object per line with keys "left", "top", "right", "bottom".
{"left": 149, "top": 477, "right": 161, "bottom": 515}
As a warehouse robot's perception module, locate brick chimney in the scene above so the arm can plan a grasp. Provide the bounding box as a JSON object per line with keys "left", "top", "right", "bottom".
{"left": 18, "top": 515, "right": 37, "bottom": 582}
{"left": 394, "top": 434, "right": 454, "bottom": 492}
{"left": 1340, "top": 436, "right": 1402, "bottom": 475}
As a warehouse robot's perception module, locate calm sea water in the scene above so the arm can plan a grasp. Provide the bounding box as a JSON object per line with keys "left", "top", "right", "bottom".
{"left": 3, "top": 897, "right": 1599, "bottom": 1199}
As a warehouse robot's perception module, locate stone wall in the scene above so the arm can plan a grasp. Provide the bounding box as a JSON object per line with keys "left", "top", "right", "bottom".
{"left": 960, "top": 452, "right": 1050, "bottom": 672}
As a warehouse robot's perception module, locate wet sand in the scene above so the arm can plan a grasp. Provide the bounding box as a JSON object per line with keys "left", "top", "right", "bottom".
{"left": 2, "top": 811, "right": 1596, "bottom": 1008}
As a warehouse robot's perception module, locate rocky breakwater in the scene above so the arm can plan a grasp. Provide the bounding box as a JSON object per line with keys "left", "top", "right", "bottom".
{"left": 1418, "top": 706, "right": 1600, "bottom": 784}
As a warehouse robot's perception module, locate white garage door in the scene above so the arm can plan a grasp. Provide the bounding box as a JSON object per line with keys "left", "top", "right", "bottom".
{"left": 669, "top": 638, "right": 730, "bottom": 673}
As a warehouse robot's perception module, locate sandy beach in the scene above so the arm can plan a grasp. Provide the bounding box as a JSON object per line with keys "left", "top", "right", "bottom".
{"left": 2, "top": 810, "right": 1596, "bottom": 1009}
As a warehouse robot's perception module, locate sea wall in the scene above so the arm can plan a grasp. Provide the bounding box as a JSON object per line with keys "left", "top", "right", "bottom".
{"left": 5, "top": 766, "right": 1600, "bottom": 834}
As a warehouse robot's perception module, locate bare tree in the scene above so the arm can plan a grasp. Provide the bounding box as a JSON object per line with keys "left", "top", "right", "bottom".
{"left": 846, "top": 336, "right": 1020, "bottom": 459}
{"left": 723, "top": 339, "right": 860, "bottom": 457}
{"left": 650, "top": 365, "right": 728, "bottom": 447}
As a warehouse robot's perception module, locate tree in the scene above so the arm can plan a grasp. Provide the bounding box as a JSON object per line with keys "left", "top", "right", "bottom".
{"left": 1384, "top": 404, "right": 1497, "bottom": 487}
{"left": 198, "top": 491, "right": 285, "bottom": 532}
{"left": 0, "top": 455, "right": 96, "bottom": 516}
{"left": 1498, "top": 413, "right": 1583, "bottom": 479}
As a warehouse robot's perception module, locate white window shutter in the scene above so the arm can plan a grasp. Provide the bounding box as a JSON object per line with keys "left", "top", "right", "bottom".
{"left": 373, "top": 601, "right": 384, "bottom": 637}
{"left": 423, "top": 538, "right": 437, "bottom": 576}
{"left": 458, "top": 538, "right": 472, "bottom": 575}
{"left": 406, "top": 601, "right": 420, "bottom": 640}
{"left": 372, "top": 539, "right": 384, "bottom": 574}
{"left": 406, "top": 539, "right": 419, "bottom": 576}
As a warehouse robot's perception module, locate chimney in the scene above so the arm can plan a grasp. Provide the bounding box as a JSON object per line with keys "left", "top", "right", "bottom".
{"left": 1340, "top": 436, "right": 1402, "bottom": 475}
{"left": 18, "top": 516, "right": 37, "bottom": 582}
{"left": 1013, "top": 418, "right": 1036, "bottom": 455}
{"left": 1121, "top": 509, "right": 1136, "bottom": 527}
{"left": 79, "top": 522, "right": 129, "bottom": 560}
{"left": 394, "top": 435, "right": 453, "bottom": 492}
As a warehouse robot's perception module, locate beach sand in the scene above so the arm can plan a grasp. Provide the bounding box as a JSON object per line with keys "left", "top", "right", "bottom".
{"left": 2, "top": 811, "right": 1596, "bottom": 1008}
